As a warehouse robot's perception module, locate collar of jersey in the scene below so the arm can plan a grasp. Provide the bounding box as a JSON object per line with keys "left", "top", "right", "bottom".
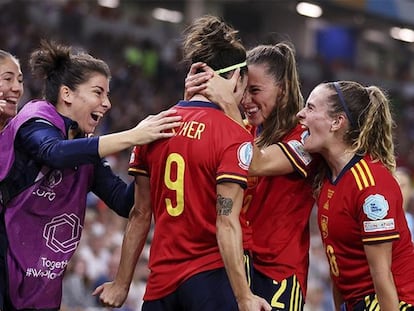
{"left": 177, "top": 100, "right": 221, "bottom": 110}
{"left": 328, "top": 154, "right": 363, "bottom": 185}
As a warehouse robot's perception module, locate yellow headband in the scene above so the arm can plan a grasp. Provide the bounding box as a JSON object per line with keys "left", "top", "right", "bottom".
{"left": 215, "top": 61, "right": 247, "bottom": 74}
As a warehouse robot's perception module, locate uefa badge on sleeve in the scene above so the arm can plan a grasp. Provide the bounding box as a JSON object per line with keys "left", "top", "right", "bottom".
{"left": 363, "top": 194, "right": 389, "bottom": 220}
{"left": 237, "top": 142, "right": 253, "bottom": 170}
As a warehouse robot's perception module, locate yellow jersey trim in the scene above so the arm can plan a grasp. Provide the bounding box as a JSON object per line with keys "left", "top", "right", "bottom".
{"left": 350, "top": 159, "right": 375, "bottom": 191}
{"left": 362, "top": 234, "right": 400, "bottom": 243}
{"left": 217, "top": 174, "right": 247, "bottom": 183}
{"left": 277, "top": 142, "right": 307, "bottom": 177}
{"left": 128, "top": 168, "right": 148, "bottom": 176}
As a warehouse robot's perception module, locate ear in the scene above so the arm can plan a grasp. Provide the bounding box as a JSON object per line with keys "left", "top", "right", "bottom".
{"left": 331, "top": 114, "right": 346, "bottom": 131}
{"left": 60, "top": 85, "right": 73, "bottom": 104}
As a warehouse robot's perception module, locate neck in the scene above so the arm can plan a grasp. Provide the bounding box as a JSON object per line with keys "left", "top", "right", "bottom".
{"left": 323, "top": 144, "right": 355, "bottom": 180}
{"left": 190, "top": 94, "right": 209, "bottom": 102}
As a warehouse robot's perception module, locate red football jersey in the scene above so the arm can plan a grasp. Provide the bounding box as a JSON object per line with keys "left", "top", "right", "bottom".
{"left": 317, "top": 154, "right": 414, "bottom": 308}
{"left": 128, "top": 100, "right": 253, "bottom": 300}
{"left": 245, "top": 124, "right": 316, "bottom": 293}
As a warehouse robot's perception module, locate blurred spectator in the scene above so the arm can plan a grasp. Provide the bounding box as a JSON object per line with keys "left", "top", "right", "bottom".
{"left": 304, "top": 278, "right": 326, "bottom": 311}
{"left": 61, "top": 255, "right": 96, "bottom": 310}
{"left": 395, "top": 167, "right": 414, "bottom": 241}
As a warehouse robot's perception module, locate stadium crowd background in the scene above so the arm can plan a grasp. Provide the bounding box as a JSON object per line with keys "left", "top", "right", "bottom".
{"left": 2, "top": 0, "right": 414, "bottom": 310}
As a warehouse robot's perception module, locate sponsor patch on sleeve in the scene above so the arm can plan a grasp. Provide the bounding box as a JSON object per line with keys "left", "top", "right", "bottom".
{"left": 238, "top": 142, "right": 253, "bottom": 170}
{"left": 363, "top": 194, "right": 389, "bottom": 220}
{"left": 287, "top": 140, "right": 312, "bottom": 165}
{"left": 363, "top": 219, "right": 395, "bottom": 233}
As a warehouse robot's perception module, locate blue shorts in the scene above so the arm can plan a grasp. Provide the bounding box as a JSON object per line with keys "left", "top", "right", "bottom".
{"left": 252, "top": 270, "right": 304, "bottom": 311}
{"left": 349, "top": 293, "right": 414, "bottom": 311}
{"left": 142, "top": 267, "right": 238, "bottom": 311}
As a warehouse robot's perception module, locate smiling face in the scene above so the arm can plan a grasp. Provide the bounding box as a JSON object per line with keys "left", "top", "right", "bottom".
{"left": 241, "top": 63, "right": 283, "bottom": 126}
{"left": 0, "top": 56, "right": 23, "bottom": 120}
{"left": 58, "top": 73, "right": 111, "bottom": 134}
{"left": 296, "top": 84, "right": 336, "bottom": 154}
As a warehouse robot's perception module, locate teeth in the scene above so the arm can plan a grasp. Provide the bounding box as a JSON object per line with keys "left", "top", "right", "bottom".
{"left": 93, "top": 112, "right": 104, "bottom": 118}
{"left": 247, "top": 107, "right": 258, "bottom": 113}
{"left": 6, "top": 99, "right": 17, "bottom": 105}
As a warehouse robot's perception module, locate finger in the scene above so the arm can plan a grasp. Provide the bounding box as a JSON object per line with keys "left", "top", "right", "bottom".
{"left": 149, "top": 109, "right": 178, "bottom": 122}
{"left": 186, "top": 85, "right": 208, "bottom": 95}
{"left": 185, "top": 72, "right": 212, "bottom": 87}
{"left": 92, "top": 285, "right": 103, "bottom": 296}
{"left": 158, "top": 116, "right": 182, "bottom": 125}
{"left": 160, "top": 121, "right": 181, "bottom": 130}
{"left": 201, "top": 64, "right": 215, "bottom": 75}
{"left": 187, "top": 62, "right": 206, "bottom": 77}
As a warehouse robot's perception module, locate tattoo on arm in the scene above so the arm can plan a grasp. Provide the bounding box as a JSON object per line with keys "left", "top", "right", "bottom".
{"left": 217, "top": 194, "right": 233, "bottom": 216}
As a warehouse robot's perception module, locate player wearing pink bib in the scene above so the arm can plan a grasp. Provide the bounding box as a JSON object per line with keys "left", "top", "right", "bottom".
{"left": 297, "top": 81, "right": 414, "bottom": 311}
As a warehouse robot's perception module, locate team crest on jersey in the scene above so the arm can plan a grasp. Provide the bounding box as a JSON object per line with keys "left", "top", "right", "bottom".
{"left": 363, "top": 194, "right": 389, "bottom": 220}
{"left": 320, "top": 214, "right": 328, "bottom": 239}
{"left": 237, "top": 142, "right": 253, "bottom": 170}
{"left": 287, "top": 140, "right": 312, "bottom": 165}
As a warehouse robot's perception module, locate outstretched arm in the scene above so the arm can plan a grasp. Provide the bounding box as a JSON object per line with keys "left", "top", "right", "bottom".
{"left": 93, "top": 175, "right": 152, "bottom": 307}
{"left": 249, "top": 144, "right": 294, "bottom": 177}
{"left": 98, "top": 109, "right": 181, "bottom": 158}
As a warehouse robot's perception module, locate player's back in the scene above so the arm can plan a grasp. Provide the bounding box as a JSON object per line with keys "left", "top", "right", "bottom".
{"left": 137, "top": 100, "right": 253, "bottom": 299}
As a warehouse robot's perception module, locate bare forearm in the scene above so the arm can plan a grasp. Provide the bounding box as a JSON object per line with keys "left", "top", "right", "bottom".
{"left": 216, "top": 218, "right": 250, "bottom": 301}
{"left": 98, "top": 130, "right": 136, "bottom": 158}
{"left": 114, "top": 209, "right": 151, "bottom": 288}
{"left": 372, "top": 272, "right": 399, "bottom": 311}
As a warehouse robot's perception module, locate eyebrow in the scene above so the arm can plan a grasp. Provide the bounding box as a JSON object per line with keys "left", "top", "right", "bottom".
{"left": 1, "top": 71, "right": 21, "bottom": 76}
{"left": 92, "top": 85, "right": 105, "bottom": 91}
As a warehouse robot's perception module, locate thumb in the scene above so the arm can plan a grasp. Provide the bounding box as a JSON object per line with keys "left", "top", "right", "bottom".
{"left": 92, "top": 285, "right": 103, "bottom": 296}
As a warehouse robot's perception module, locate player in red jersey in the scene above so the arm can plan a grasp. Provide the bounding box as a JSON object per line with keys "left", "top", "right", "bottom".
{"left": 93, "top": 15, "right": 270, "bottom": 311}
{"left": 185, "top": 43, "right": 318, "bottom": 310}
{"left": 297, "top": 81, "right": 414, "bottom": 311}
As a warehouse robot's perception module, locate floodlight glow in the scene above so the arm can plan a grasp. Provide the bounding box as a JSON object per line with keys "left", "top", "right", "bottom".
{"left": 97, "top": 0, "right": 119, "bottom": 9}
{"left": 152, "top": 8, "right": 183, "bottom": 24}
{"left": 390, "top": 27, "right": 414, "bottom": 43}
{"left": 296, "top": 2, "right": 322, "bottom": 18}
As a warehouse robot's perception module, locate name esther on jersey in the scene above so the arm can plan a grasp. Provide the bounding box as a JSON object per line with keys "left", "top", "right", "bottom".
{"left": 167, "top": 120, "right": 206, "bottom": 140}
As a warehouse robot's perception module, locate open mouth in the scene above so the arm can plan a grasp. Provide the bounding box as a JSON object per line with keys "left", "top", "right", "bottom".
{"left": 5, "top": 98, "right": 17, "bottom": 105}
{"left": 244, "top": 106, "right": 259, "bottom": 117}
{"left": 91, "top": 112, "right": 104, "bottom": 122}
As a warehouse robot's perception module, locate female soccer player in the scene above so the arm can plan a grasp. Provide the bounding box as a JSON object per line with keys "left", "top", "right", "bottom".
{"left": 185, "top": 43, "right": 318, "bottom": 310}
{"left": 297, "top": 81, "right": 414, "bottom": 310}
{"left": 0, "top": 50, "right": 23, "bottom": 131}
{"left": 0, "top": 40, "right": 180, "bottom": 311}
{"left": 94, "top": 15, "right": 271, "bottom": 311}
